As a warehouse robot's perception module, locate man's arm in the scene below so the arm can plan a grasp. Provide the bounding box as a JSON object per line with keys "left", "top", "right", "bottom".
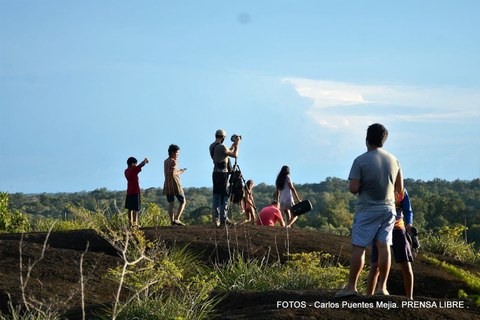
{"left": 394, "top": 169, "right": 404, "bottom": 201}
{"left": 349, "top": 179, "right": 361, "bottom": 194}
{"left": 226, "top": 137, "right": 240, "bottom": 158}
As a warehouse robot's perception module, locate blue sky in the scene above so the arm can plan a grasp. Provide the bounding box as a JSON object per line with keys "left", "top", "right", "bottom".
{"left": 1, "top": 0, "right": 479, "bottom": 193}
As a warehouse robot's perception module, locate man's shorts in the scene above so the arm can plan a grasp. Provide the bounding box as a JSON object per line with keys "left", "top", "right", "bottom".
{"left": 371, "top": 228, "right": 414, "bottom": 263}
{"left": 125, "top": 194, "right": 141, "bottom": 211}
{"left": 351, "top": 208, "right": 396, "bottom": 247}
{"left": 166, "top": 194, "right": 185, "bottom": 203}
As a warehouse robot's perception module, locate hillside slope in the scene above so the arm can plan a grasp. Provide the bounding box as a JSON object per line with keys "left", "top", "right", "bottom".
{"left": 1, "top": 226, "right": 479, "bottom": 319}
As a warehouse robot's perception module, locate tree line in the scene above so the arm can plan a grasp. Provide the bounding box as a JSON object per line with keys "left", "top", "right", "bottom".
{"left": 5, "top": 177, "right": 480, "bottom": 244}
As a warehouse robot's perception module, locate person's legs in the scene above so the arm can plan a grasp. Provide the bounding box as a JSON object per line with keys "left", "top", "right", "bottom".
{"left": 375, "top": 240, "right": 392, "bottom": 294}
{"left": 399, "top": 262, "right": 414, "bottom": 300}
{"left": 367, "top": 241, "right": 380, "bottom": 295}
{"left": 168, "top": 202, "right": 175, "bottom": 222}
{"left": 345, "top": 245, "right": 366, "bottom": 292}
{"left": 248, "top": 208, "right": 255, "bottom": 224}
{"left": 367, "top": 263, "right": 379, "bottom": 295}
{"left": 212, "top": 193, "right": 220, "bottom": 224}
{"left": 220, "top": 194, "right": 228, "bottom": 222}
{"left": 176, "top": 201, "right": 186, "bottom": 221}
{"left": 175, "top": 195, "right": 186, "bottom": 223}
{"left": 287, "top": 209, "right": 298, "bottom": 227}
{"left": 166, "top": 195, "right": 175, "bottom": 223}
{"left": 129, "top": 210, "right": 139, "bottom": 227}
{"left": 392, "top": 228, "right": 414, "bottom": 300}
{"left": 128, "top": 210, "right": 135, "bottom": 227}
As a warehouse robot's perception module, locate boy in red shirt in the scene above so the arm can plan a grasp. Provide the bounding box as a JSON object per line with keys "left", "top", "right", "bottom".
{"left": 125, "top": 157, "right": 149, "bottom": 227}
{"left": 257, "top": 201, "right": 285, "bottom": 227}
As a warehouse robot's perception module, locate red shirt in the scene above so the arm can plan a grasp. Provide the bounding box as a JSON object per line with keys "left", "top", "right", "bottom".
{"left": 257, "top": 205, "right": 284, "bottom": 226}
{"left": 125, "top": 166, "right": 142, "bottom": 195}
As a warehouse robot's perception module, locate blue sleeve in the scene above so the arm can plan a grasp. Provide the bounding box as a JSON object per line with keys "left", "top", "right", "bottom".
{"left": 401, "top": 189, "right": 413, "bottom": 225}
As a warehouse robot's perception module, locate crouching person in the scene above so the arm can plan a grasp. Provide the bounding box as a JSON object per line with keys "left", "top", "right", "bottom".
{"left": 257, "top": 201, "right": 285, "bottom": 227}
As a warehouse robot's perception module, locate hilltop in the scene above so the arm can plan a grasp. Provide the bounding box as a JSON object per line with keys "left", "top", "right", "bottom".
{"left": 1, "top": 225, "right": 479, "bottom": 319}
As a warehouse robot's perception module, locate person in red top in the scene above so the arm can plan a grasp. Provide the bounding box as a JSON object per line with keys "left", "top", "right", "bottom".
{"left": 257, "top": 201, "right": 285, "bottom": 227}
{"left": 124, "top": 156, "right": 149, "bottom": 228}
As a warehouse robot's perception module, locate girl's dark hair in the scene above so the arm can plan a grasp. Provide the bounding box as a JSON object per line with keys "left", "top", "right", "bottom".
{"left": 245, "top": 179, "right": 253, "bottom": 189}
{"left": 168, "top": 144, "right": 180, "bottom": 156}
{"left": 127, "top": 157, "right": 137, "bottom": 166}
{"left": 275, "top": 165, "right": 290, "bottom": 190}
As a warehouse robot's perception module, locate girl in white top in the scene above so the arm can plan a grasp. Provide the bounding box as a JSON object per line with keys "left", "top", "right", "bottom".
{"left": 275, "top": 165, "right": 301, "bottom": 227}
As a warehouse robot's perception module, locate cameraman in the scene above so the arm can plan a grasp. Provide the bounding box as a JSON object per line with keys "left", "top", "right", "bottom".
{"left": 209, "top": 129, "right": 240, "bottom": 226}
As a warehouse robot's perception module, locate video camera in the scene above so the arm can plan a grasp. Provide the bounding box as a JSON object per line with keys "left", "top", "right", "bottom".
{"left": 231, "top": 134, "right": 242, "bottom": 142}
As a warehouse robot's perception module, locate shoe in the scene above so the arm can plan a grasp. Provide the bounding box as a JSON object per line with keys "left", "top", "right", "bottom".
{"left": 375, "top": 289, "right": 389, "bottom": 296}
{"left": 335, "top": 288, "right": 359, "bottom": 298}
{"left": 174, "top": 220, "right": 185, "bottom": 226}
{"left": 213, "top": 219, "right": 220, "bottom": 227}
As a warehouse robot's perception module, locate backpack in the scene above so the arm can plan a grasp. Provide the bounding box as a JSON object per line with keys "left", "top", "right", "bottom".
{"left": 229, "top": 166, "right": 244, "bottom": 204}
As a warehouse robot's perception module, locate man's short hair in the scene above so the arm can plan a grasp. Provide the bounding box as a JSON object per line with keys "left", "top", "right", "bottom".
{"left": 366, "top": 123, "right": 388, "bottom": 147}
{"left": 168, "top": 144, "right": 180, "bottom": 156}
{"left": 215, "top": 129, "right": 226, "bottom": 139}
{"left": 127, "top": 157, "right": 138, "bottom": 166}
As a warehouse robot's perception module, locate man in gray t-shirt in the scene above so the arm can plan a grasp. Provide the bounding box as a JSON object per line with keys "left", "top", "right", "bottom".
{"left": 349, "top": 148, "right": 400, "bottom": 212}
{"left": 336, "top": 123, "right": 403, "bottom": 298}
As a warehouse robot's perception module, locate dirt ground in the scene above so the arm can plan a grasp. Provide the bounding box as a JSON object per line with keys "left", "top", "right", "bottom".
{"left": 1, "top": 225, "right": 479, "bottom": 319}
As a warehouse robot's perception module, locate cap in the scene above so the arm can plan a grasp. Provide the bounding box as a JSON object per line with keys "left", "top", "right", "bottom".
{"left": 215, "top": 129, "right": 226, "bottom": 137}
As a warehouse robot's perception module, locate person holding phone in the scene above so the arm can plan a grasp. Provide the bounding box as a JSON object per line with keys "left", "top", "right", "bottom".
{"left": 163, "top": 144, "right": 187, "bottom": 226}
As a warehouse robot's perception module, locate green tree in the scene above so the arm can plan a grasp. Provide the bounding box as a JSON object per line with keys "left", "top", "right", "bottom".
{"left": 0, "top": 192, "right": 31, "bottom": 233}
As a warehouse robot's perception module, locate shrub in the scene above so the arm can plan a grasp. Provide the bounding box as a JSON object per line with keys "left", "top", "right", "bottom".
{"left": 139, "top": 203, "right": 170, "bottom": 227}
{"left": 422, "top": 226, "right": 480, "bottom": 263}
{"left": 104, "top": 229, "right": 219, "bottom": 320}
{"left": 0, "top": 192, "right": 31, "bottom": 233}
{"left": 215, "top": 252, "right": 356, "bottom": 292}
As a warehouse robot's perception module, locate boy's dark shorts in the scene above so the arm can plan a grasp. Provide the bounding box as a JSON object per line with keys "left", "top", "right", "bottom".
{"left": 166, "top": 194, "right": 185, "bottom": 203}
{"left": 125, "top": 194, "right": 141, "bottom": 211}
{"left": 371, "top": 228, "right": 413, "bottom": 264}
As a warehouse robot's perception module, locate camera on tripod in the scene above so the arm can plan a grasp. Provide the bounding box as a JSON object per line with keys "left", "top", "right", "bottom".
{"left": 231, "top": 134, "right": 242, "bottom": 142}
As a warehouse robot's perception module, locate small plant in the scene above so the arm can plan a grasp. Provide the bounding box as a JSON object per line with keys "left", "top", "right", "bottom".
{"left": 422, "top": 226, "right": 480, "bottom": 263}
{"left": 139, "top": 203, "right": 170, "bottom": 227}
{"left": 281, "top": 252, "right": 351, "bottom": 290}
{"left": 215, "top": 252, "right": 355, "bottom": 292}
{"left": 215, "top": 254, "right": 276, "bottom": 291}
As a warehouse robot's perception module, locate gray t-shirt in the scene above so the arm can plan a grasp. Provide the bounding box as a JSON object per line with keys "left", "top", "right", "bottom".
{"left": 349, "top": 148, "right": 401, "bottom": 211}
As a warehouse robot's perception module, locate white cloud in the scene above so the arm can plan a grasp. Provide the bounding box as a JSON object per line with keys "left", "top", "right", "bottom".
{"left": 283, "top": 77, "right": 480, "bottom": 129}
{"left": 283, "top": 78, "right": 371, "bottom": 108}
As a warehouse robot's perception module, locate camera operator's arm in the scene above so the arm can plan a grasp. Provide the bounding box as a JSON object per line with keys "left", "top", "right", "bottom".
{"left": 226, "top": 137, "right": 240, "bottom": 158}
